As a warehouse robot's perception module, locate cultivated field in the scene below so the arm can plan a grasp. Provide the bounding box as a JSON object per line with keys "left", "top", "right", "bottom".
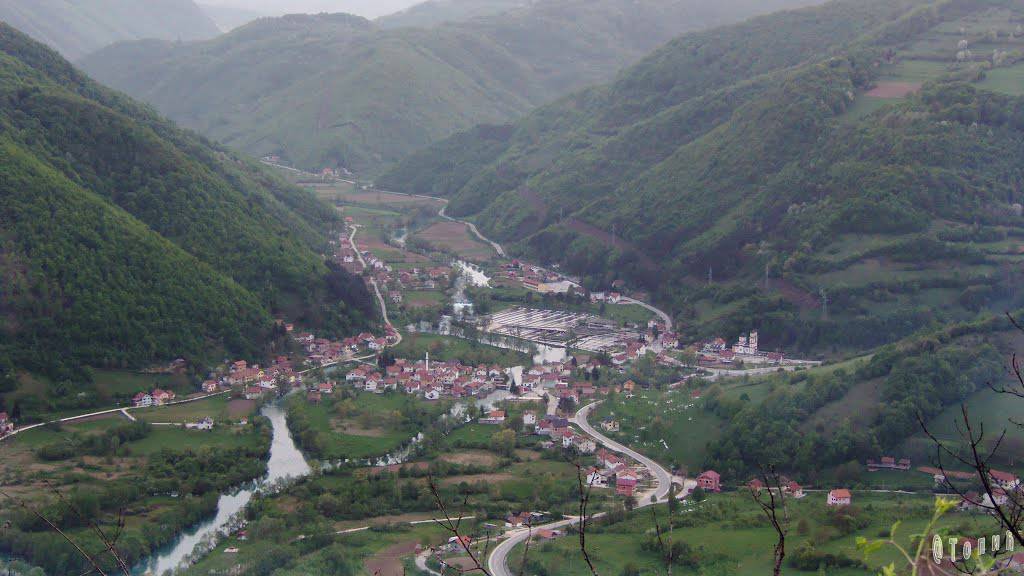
{"left": 412, "top": 221, "right": 495, "bottom": 261}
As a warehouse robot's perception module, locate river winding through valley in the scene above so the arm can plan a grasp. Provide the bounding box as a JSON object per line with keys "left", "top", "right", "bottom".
{"left": 132, "top": 403, "right": 309, "bottom": 575}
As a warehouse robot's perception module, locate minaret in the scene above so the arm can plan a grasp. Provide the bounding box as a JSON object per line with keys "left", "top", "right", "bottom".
{"left": 425, "top": 351, "right": 430, "bottom": 373}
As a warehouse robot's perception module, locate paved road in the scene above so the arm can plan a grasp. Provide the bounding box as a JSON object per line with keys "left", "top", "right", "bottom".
{"left": 438, "top": 202, "right": 506, "bottom": 258}
{"left": 487, "top": 401, "right": 673, "bottom": 576}
{"left": 620, "top": 296, "right": 672, "bottom": 332}
{"left": 487, "top": 516, "right": 580, "bottom": 576}
{"left": 347, "top": 224, "right": 402, "bottom": 348}
{"left": 573, "top": 402, "right": 672, "bottom": 503}
{"left": 1, "top": 391, "right": 230, "bottom": 440}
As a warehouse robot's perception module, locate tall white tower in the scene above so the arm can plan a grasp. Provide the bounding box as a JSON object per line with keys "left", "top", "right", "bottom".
{"left": 425, "top": 351, "right": 430, "bottom": 373}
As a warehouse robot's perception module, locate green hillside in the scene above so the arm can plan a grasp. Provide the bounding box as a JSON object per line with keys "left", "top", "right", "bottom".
{"left": 380, "top": 0, "right": 1024, "bottom": 356}
{"left": 78, "top": 0, "right": 816, "bottom": 174}
{"left": 0, "top": 23, "right": 373, "bottom": 386}
{"left": 0, "top": 0, "right": 220, "bottom": 60}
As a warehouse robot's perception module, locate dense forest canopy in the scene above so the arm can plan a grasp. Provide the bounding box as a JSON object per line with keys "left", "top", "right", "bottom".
{"left": 0, "top": 24, "right": 374, "bottom": 383}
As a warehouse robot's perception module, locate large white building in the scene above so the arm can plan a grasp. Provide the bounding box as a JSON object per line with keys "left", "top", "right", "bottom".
{"left": 733, "top": 331, "right": 759, "bottom": 355}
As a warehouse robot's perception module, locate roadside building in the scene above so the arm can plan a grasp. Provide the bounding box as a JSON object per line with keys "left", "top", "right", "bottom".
{"left": 827, "top": 489, "right": 852, "bottom": 507}
{"left": 696, "top": 470, "right": 721, "bottom": 493}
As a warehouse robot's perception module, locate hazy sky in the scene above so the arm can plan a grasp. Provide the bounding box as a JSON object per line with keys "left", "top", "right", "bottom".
{"left": 200, "top": 0, "right": 422, "bottom": 19}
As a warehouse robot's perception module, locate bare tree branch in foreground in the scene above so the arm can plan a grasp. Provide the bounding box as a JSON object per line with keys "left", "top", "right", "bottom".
{"left": 750, "top": 465, "right": 788, "bottom": 576}
{"left": 426, "top": 473, "right": 491, "bottom": 575}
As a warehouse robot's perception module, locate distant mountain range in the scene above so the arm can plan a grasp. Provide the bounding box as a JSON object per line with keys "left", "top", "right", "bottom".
{"left": 0, "top": 23, "right": 373, "bottom": 383}
{"left": 0, "top": 0, "right": 221, "bottom": 60}
{"left": 78, "top": 0, "right": 817, "bottom": 174}
{"left": 376, "top": 0, "right": 529, "bottom": 28}
{"left": 380, "top": 0, "right": 1024, "bottom": 354}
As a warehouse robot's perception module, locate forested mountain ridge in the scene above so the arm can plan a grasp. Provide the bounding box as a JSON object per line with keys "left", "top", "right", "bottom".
{"left": 376, "top": 0, "right": 528, "bottom": 28}
{"left": 78, "top": 0, "right": 817, "bottom": 174}
{"left": 0, "top": 24, "right": 373, "bottom": 384}
{"left": 0, "top": 0, "right": 220, "bottom": 60}
{"left": 380, "top": 0, "right": 1024, "bottom": 355}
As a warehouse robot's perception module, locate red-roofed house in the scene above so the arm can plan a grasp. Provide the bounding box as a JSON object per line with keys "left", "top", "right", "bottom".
{"left": 151, "top": 389, "right": 175, "bottom": 405}
{"left": 697, "top": 470, "right": 721, "bottom": 493}
{"left": 616, "top": 476, "right": 637, "bottom": 497}
{"left": 480, "top": 410, "right": 506, "bottom": 424}
{"left": 785, "top": 481, "right": 805, "bottom": 498}
{"left": 990, "top": 470, "right": 1020, "bottom": 490}
{"left": 133, "top": 392, "right": 154, "bottom": 407}
{"left": 0, "top": 412, "right": 12, "bottom": 436}
{"left": 827, "top": 489, "right": 851, "bottom": 507}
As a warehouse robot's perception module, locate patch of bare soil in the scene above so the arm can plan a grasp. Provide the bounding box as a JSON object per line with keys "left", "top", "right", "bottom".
{"left": 865, "top": 81, "right": 922, "bottom": 98}
{"left": 364, "top": 540, "right": 420, "bottom": 576}
{"left": 440, "top": 450, "right": 500, "bottom": 467}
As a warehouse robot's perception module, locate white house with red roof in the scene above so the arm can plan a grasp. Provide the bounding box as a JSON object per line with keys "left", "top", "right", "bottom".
{"left": 151, "top": 389, "right": 175, "bottom": 405}
{"left": 785, "top": 481, "right": 805, "bottom": 499}
{"left": 132, "top": 392, "right": 154, "bottom": 407}
{"left": 827, "top": 489, "right": 852, "bottom": 507}
{"left": 479, "top": 410, "right": 506, "bottom": 424}
{"left": 989, "top": 470, "right": 1020, "bottom": 490}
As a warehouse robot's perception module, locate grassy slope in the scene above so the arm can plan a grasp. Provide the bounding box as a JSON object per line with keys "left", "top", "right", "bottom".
{"left": 520, "top": 494, "right": 1001, "bottom": 576}
{"left": 381, "top": 0, "right": 1024, "bottom": 356}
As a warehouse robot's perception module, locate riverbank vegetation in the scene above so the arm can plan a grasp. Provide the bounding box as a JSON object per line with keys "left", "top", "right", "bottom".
{"left": 285, "top": 389, "right": 449, "bottom": 461}
{"left": 0, "top": 412, "right": 271, "bottom": 574}
{"left": 182, "top": 396, "right": 591, "bottom": 575}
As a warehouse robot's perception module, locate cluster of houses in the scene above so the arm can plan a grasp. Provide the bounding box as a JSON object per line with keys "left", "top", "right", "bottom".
{"left": 866, "top": 456, "right": 911, "bottom": 471}
{"left": 332, "top": 355, "right": 508, "bottom": 400}
{"left": 584, "top": 449, "right": 648, "bottom": 497}
{"left": 696, "top": 331, "right": 785, "bottom": 365}
{"left": 333, "top": 223, "right": 452, "bottom": 307}
{"left": 697, "top": 470, "right": 810, "bottom": 501}
{"left": 213, "top": 357, "right": 303, "bottom": 401}
{"left": 501, "top": 260, "right": 570, "bottom": 293}
{"left": 294, "top": 328, "right": 393, "bottom": 367}
{"left": 0, "top": 412, "right": 14, "bottom": 437}
{"left": 132, "top": 388, "right": 177, "bottom": 408}
{"left": 958, "top": 469, "right": 1021, "bottom": 512}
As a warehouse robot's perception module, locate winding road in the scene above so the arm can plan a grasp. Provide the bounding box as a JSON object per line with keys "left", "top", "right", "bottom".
{"left": 620, "top": 296, "right": 672, "bottom": 332}
{"left": 347, "top": 224, "right": 402, "bottom": 348}
{"left": 486, "top": 400, "right": 673, "bottom": 576}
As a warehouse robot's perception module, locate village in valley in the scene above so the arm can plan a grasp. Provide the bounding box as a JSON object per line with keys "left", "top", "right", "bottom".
{"left": 4, "top": 169, "right": 1021, "bottom": 576}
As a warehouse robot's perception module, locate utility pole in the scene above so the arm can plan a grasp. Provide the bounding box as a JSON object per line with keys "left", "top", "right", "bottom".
{"left": 820, "top": 288, "right": 828, "bottom": 320}
{"left": 707, "top": 265, "right": 713, "bottom": 286}
{"left": 764, "top": 262, "right": 770, "bottom": 291}
{"left": 612, "top": 223, "right": 617, "bottom": 249}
